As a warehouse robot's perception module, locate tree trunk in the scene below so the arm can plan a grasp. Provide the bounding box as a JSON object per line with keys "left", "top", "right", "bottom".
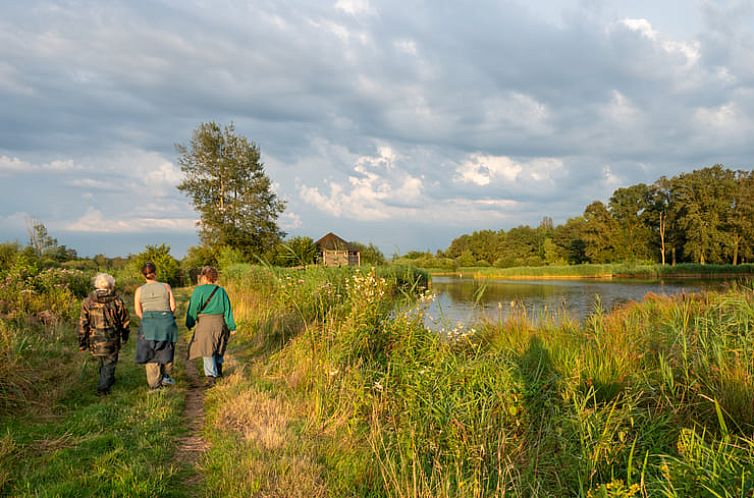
{"left": 659, "top": 212, "right": 666, "bottom": 265}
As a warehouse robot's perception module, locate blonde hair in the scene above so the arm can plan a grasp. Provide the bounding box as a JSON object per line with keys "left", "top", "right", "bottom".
{"left": 93, "top": 272, "right": 115, "bottom": 290}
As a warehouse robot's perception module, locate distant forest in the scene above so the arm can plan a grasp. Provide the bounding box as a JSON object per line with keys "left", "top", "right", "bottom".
{"left": 402, "top": 165, "right": 754, "bottom": 268}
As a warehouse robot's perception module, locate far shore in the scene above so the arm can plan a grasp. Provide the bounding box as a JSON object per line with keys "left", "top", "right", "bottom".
{"left": 425, "top": 263, "right": 754, "bottom": 281}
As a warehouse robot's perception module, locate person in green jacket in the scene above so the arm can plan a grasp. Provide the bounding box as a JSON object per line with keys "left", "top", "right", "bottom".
{"left": 186, "top": 266, "right": 236, "bottom": 387}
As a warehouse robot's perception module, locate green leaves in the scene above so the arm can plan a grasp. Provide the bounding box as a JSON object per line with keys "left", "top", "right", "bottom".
{"left": 177, "top": 122, "right": 286, "bottom": 261}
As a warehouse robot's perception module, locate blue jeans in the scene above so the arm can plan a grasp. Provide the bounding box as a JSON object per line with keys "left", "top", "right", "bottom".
{"left": 202, "top": 354, "right": 223, "bottom": 378}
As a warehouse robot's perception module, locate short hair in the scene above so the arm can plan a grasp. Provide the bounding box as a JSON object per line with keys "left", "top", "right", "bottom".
{"left": 141, "top": 262, "right": 157, "bottom": 279}
{"left": 93, "top": 272, "right": 115, "bottom": 290}
{"left": 200, "top": 266, "right": 219, "bottom": 283}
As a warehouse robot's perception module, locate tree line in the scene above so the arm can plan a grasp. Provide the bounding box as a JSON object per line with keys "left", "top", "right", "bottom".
{"left": 408, "top": 165, "right": 754, "bottom": 268}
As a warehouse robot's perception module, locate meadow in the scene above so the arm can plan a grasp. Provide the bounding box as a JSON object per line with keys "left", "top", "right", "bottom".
{"left": 200, "top": 264, "right": 754, "bottom": 497}
{"left": 0, "top": 262, "right": 188, "bottom": 496}
{"left": 2, "top": 258, "right": 754, "bottom": 496}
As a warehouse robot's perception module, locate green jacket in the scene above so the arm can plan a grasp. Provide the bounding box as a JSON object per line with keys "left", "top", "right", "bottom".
{"left": 78, "top": 289, "right": 130, "bottom": 356}
{"left": 185, "top": 284, "right": 236, "bottom": 331}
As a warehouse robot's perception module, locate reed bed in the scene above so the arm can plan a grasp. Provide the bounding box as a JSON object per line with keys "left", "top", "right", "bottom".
{"left": 215, "top": 265, "right": 754, "bottom": 497}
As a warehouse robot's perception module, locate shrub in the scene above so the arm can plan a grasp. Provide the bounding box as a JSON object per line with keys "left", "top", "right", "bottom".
{"left": 127, "top": 244, "right": 181, "bottom": 287}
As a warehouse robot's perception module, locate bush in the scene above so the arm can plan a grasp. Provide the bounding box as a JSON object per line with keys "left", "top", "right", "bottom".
{"left": 127, "top": 244, "right": 181, "bottom": 287}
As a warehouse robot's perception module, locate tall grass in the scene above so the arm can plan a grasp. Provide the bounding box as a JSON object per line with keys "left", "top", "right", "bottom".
{"left": 207, "top": 265, "right": 754, "bottom": 496}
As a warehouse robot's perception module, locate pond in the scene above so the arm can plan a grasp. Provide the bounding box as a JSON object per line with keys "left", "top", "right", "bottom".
{"left": 424, "top": 275, "right": 729, "bottom": 329}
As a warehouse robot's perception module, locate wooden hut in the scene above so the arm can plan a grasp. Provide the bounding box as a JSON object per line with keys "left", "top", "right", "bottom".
{"left": 315, "top": 232, "right": 361, "bottom": 267}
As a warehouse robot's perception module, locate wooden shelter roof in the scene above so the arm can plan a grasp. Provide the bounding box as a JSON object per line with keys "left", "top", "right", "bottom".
{"left": 314, "top": 232, "right": 357, "bottom": 251}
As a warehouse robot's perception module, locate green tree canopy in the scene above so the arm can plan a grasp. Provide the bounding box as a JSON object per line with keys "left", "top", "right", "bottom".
{"left": 177, "top": 121, "right": 286, "bottom": 259}
{"left": 350, "top": 241, "right": 386, "bottom": 266}
{"left": 128, "top": 244, "right": 181, "bottom": 287}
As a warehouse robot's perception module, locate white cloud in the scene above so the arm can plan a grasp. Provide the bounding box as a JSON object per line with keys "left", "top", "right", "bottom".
{"left": 602, "top": 166, "right": 622, "bottom": 188}
{"left": 0, "top": 211, "right": 31, "bottom": 231}
{"left": 65, "top": 207, "right": 196, "bottom": 233}
{"left": 455, "top": 155, "right": 523, "bottom": 186}
{"left": 280, "top": 211, "right": 303, "bottom": 230}
{"left": 621, "top": 18, "right": 658, "bottom": 40}
{"left": 66, "top": 178, "right": 122, "bottom": 190}
{"left": 601, "top": 90, "right": 641, "bottom": 124}
{"left": 298, "top": 146, "right": 423, "bottom": 221}
{"left": 0, "top": 156, "right": 78, "bottom": 173}
{"left": 619, "top": 18, "right": 700, "bottom": 67}
{"left": 334, "top": 0, "right": 375, "bottom": 16}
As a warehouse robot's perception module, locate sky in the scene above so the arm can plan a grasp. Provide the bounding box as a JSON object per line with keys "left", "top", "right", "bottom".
{"left": 1, "top": 0, "right": 753, "bottom": 258}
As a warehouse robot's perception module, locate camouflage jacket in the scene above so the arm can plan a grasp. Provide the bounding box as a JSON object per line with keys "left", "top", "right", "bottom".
{"left": 78, "top": 289, "right": 130, "bottom": 356}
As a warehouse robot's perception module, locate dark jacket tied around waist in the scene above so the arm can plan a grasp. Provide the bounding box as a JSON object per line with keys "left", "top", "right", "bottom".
{"left": 78, "top": 289, "right": 130, "bottom": 356}
{"left": 135, "top": 311, "right": 178, "bottom": 365}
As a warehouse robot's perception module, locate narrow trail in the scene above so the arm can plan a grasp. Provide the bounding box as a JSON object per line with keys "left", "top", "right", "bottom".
{"left": 175, "top": 339, "right": 208, "bottom": 493}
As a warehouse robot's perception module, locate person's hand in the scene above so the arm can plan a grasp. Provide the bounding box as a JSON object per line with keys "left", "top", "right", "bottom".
{"left": 230, "top": 329, "right": 237, "bottom": 336}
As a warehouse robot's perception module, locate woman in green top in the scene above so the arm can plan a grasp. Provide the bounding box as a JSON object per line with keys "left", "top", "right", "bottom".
{"left": 186, "top": 266, "right": 236, "bottom": 387}
{"left": 134, "top": 262, "right": 178, "bottom": 389}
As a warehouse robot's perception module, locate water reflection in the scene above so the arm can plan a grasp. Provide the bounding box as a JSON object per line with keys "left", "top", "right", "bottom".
{"left": 425, "top": 275, "right": 726, "bottom": 329}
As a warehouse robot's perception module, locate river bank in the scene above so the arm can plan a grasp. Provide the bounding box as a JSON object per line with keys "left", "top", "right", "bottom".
{"left": 428, "top": 262, "right": 754, "bottom": 281}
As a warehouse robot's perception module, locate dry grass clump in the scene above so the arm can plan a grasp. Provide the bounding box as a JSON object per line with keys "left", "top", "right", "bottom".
{"left": 213, "top": 384, "right": 291, "bottom": 450}
{"left": 264, "top": 454, "right": 327, "bottom": 498}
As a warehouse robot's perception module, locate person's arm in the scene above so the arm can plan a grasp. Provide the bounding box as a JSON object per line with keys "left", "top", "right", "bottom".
{"left": 221, "top": 288, "right": 236, "bottom": 332}
{"left": 134, "top": 286, "right": 143, "bottom": 319}
{"left": 185, "top": 289, "right": 199, "bottom": 329}
{"left": 165, "top": 283, "right": 176, "bottom": 313}
{"left": 116, "top": 297, "right": 131, "bottom": 343}
{"left": 78, "top": 300, "right": 90, "bottom": 351}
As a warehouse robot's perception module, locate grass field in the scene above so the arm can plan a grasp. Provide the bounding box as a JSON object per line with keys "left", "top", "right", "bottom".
{"left": 3, "top": 263, "right": 754, "bottom": 496}
{"left": 0, "top": 288, "right": 190, "bottom": 497}
{"left": 198, "top": 264, "right": 754, "bottom": 496}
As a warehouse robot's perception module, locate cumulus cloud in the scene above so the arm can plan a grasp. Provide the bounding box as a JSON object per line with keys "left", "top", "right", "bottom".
{"left": 299, "top": 146, "right": 423, "bottom": 220}
{"left": 454, "top": 154, "right": 564, "bottom": 192}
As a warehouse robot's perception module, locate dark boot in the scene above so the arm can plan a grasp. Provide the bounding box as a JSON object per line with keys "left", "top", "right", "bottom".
{"left": 216, "top": 363, "right": 223, "bottom": 378}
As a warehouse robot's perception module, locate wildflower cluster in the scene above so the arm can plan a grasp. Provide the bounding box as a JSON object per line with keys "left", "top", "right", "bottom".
{"left": 345, "top": 268, "right": 388, "bottom": 305}
{"left": 31, "top": 268, "right": 89, "bottom": 297}
{"left": 587, "top": 479, "right": 641, "bottom": 498}
{"left": 443, "top": 321, "right": 477, "bottom": 342}
{"left": 0, "top": 263, "right": 88, "bottom": 320}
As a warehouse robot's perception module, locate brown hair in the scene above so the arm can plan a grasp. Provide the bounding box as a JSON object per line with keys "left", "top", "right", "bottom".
{"left": 141, "top": 262, "right": 157, "bottom": 280}
{"left": 200, "top": 266, "right": 219, "bottom": 283}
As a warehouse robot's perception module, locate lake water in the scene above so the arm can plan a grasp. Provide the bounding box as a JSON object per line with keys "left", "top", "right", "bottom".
{"left": 424, "top": 275, "right": 728, "bottom": 329}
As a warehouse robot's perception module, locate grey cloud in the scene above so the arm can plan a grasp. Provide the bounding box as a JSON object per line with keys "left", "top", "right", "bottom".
{"left": 1, "top": 0, "right": 753, "bottom": 255}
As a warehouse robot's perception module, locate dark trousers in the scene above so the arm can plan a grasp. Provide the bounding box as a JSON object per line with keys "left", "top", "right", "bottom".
{"left": 96, "top": 353, "right": 119, "bottom": 392}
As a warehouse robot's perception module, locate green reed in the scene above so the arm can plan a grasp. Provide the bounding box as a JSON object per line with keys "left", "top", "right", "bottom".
{"left": 218, "top": 265, "right": 754, "bottom": 496}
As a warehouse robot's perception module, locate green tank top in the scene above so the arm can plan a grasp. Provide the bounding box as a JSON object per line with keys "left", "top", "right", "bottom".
{"left": 139, "top": 282, "right": 170, "bottom": 312}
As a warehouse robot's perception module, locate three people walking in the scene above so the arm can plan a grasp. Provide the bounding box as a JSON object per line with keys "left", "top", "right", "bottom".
{"left": 186, "top": 266, "right": 236, "bottom": 387}
{"left": 79, "top": 263, "right": 236, "bottom": 394}
{"left": 134, "top": 262, "right": 178, "bottom": 389}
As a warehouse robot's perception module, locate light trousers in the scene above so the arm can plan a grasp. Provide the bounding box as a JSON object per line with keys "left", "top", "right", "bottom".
{"left": 145, "top": 361, "right": 173, "bottom": 388}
